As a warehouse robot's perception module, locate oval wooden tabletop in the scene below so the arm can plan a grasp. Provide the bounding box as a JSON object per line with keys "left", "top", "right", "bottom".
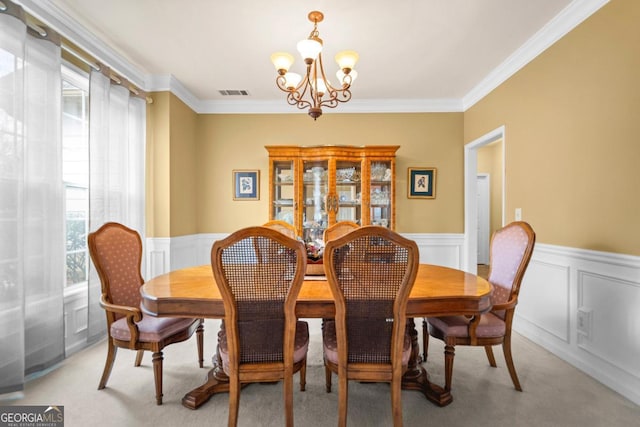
{"left": 140, "top": 264, "right": 492, "bottom": 318}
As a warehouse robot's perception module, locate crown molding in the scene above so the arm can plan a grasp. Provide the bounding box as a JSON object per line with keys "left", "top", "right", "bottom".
{"left": 15, "top": 0, "right": 147, "bottom": 88}
{"left": 193, "top": 98, "right": 464, "bottom": 115}
{"left": 16, "top": 0, "right": 609, "bottom": 114}
{"left": 462, "top": 0, "right": 610, "bottom": 111}
{"left": 145, "top": 74, "right": 202, "bottom": 109}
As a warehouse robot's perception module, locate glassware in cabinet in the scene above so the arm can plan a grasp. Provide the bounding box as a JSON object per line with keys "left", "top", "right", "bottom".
{"left": 301, "top": 160, "right": 328, "bottom": 250}
{"left": 369, "top": 160, "right": 393, "bottom": 228}
{"left": 334, "top": 160, "right": 362, "bottom": 225}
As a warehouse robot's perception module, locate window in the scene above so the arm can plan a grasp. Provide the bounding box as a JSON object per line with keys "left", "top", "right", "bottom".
{"left": 62, "top": 65, "right": 89, "bottom": 289}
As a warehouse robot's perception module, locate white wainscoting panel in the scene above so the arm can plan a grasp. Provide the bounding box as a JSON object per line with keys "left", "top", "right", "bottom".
{"left": 517, "top": 259, "right": 571, "bottom": 342}
{"left": 63, "top": 286, "right": 88, "bottom": 356}
{"left": 514, "top": 243, "right": 640, "bottom": 406}
{"left": 577, "top": 271, "right": 640, "bottom": 379}
{"left": 400, "top": 233, "right": 464, "bottom": 269}
{"left": 145, "top": 237, "right": 170, "bottom": 278}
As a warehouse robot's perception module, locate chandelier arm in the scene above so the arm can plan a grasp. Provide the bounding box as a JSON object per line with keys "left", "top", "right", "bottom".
{"left": 317, "top": 53, "right": 339, "bottom": 94}
{"left": 320, "top": 88, "right": 352, "bottom": 108}
{"left": 275, "top": 75, "right": 291, "bottom": 93}
{"left": 309, "top": 60, "right": 320, "bottom": 108}
{"left": 295, "top": 73, "right": 313, "bottom": 106}
{"left": 287, "top": 91, "right": 312, "bottom": 109}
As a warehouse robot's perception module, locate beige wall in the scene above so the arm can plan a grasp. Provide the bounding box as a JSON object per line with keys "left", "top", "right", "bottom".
{"left": 169, "top": 94, "right": 199, "bottom": 236}
{"left": 195, "top": 113, "right": 464, "bottom": 234}
{"left": 146, "top": 92, "right": 198, "bottom": 237}
{"left": 464, "top": 0, "right": 640, "bottom": 255}
{"left": 146, "top": 92, "right": 170, "bottom": 237}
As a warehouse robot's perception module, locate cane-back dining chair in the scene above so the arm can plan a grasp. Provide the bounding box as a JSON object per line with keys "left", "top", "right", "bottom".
{"left": 323, "top": 221, "right": 359, "bottom": 243}
{"left": 211, "top": 226, "right": 309, "bottom": 427}
{"left": 88, "top": 222, "right": 204, "bottom": 405}
{"left": 263, "top": 220, "right": 297, "bottom": 239}
{"left": 422, "top": 221, "right": 536, "bottom": 392}
{"left": 322, "top": 226, "right": 419, "bottom": 427}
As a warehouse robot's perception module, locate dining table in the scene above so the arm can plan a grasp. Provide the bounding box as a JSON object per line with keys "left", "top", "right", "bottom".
{"left": 140, "top": 263, "right": 492, "bottom": 410}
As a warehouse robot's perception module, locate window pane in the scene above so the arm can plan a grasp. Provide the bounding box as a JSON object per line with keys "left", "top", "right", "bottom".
{"left": 66, "top": 252, "right": 87, "bottom": 286}
{"left": 62, "top": 71, "right": 89, "bottom": 288}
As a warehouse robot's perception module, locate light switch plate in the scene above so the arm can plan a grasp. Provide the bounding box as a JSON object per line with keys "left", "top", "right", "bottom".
{"left": 515, "top": 208, "right": 522, "bottom": 221}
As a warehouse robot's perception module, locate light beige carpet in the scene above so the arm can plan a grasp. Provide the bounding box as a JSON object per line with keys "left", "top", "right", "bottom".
{"left": 6, "top": 319, "right": 639, "bottom": 426}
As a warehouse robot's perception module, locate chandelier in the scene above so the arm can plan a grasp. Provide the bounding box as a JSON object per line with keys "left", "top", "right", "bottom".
{"left": 270, "top": 11, "right": 359, "bottom": 120}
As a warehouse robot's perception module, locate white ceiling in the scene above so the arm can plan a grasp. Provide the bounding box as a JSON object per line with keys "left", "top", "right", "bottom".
{"left": 27, "top": 0, "right": 606, "bottom": 112}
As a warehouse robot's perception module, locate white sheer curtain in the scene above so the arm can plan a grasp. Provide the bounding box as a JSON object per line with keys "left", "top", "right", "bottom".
{"left": 87, "top": 69, "right": 146, "bottom": 342}
{"left": 0, "top": 2, "right": 64, "bottom": 395}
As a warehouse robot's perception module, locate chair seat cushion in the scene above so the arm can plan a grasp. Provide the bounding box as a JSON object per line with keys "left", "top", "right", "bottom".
{"left": 322, "top": 320, "right": 411, "bottom": 366}
{"left": 218, "top": 321, "right": 309, "bottom": 375}
{"left": 427, "top": 312, "right": 506, "bottom": 339}
{"left": 110, "top": 315, "right": 199, "bottom": 343}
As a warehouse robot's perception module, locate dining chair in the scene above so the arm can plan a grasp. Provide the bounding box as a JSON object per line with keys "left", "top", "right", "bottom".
{"left": 323, "top": 221, "right": 359, "bottom": 243}
{"left": 322, "top": 226, "right": 419, "bottom": 427}
{"left": 263, "top": 220, "right": 297, "bottom": 239}
{"left": 211, "top": 226, "right": 309, "bottom": 427}
{"left": 422, "top": 221, "right": 536, "bottom": 392}
{"left": 88, "top": 222, "right": 204, "bottom": 405}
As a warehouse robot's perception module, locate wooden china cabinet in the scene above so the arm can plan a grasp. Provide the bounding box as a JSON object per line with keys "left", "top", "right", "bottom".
{"left": 265, "top": 145, "right": 399, "bottom": 244}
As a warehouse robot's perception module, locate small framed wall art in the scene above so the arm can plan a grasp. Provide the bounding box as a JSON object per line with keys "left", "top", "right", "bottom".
{"left": 407, "top": 167, "right": 436, "bottom": 199}
{"left": 233, "top": 169, "right": 260, "bottom": 201}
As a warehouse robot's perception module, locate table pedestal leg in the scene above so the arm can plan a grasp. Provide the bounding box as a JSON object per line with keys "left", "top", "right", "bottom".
{"left": 182, "top": 347, "right": 230, "bottom": 409}
{"left": 183, "top": 320, "right": 453, "bottom": 409}
{"left": 401, "top": 318, "right": 453, "bottom": 406}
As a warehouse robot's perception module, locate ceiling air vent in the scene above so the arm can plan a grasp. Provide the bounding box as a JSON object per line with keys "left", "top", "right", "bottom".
{"left": 218, "top": 90, "right": 250, "bottom": 96}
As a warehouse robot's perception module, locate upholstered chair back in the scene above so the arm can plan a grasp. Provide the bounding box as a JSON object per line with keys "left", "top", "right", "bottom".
{"left": 488, "top": 221, "right": 536, "bottom": 320}
{"left": 89, "top": 222, "right": 143, "bottom": 318}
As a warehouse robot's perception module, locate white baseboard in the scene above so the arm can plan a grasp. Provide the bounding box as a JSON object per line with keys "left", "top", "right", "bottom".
{"left": 144, "top": 234, "right": 640, "bottom": 406}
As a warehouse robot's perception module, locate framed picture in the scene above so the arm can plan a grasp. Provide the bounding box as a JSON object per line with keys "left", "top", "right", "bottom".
{"left": 233, "top": 170, "right": 260, "bottom": 201}
{"left": 407, "top": 167, "right": 436, "bottom": 199}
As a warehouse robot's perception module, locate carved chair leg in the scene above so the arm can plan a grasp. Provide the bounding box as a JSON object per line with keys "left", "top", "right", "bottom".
{"left": 484, "top": 345, "right": 497, "bottom": 367}
{"left": 134, "top": 349, "right": 144, "bottom": 367}
{"left": 502, "top": 336, "right": 522, "bottom": 391}
{"left": 98, "top": 340, "right": 118, "bottom": 390}
{"left": 196, "top": 321, "right": 204, "bottom": 368}
{"left": 444, "top": 343, "right": 455, "bottom": 392}
{"left": 300, "top": 357, "right": 307, "bottom": 392}
{"left": 422, "top": 319, "right": 430, "bottom": 363}
{"left": 152, "top": 351, "right": 164, "bottom": 405}
{"left": 324, "top": 362, "right": 332, "bottom": 393}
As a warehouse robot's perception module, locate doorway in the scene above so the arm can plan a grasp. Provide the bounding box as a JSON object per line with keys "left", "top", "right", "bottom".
{"left": 463, "top": 126, "right": 505, "bottom": 273}
{"left": 477, "top": 174, "right": 490, "bottom": 265}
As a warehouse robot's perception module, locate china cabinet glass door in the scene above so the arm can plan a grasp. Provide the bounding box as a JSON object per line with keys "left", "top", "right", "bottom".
{"left": 369, "top": 160, "right": 393, "bottom": 227}
{"left": 301, "top": 159, "right": 328, "bottom": 252}
{"left": 334, "top": 160, "right": 362, "bottom": 225}
{"left": 272, "top": 160, "right": 295, "bottom": 225}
